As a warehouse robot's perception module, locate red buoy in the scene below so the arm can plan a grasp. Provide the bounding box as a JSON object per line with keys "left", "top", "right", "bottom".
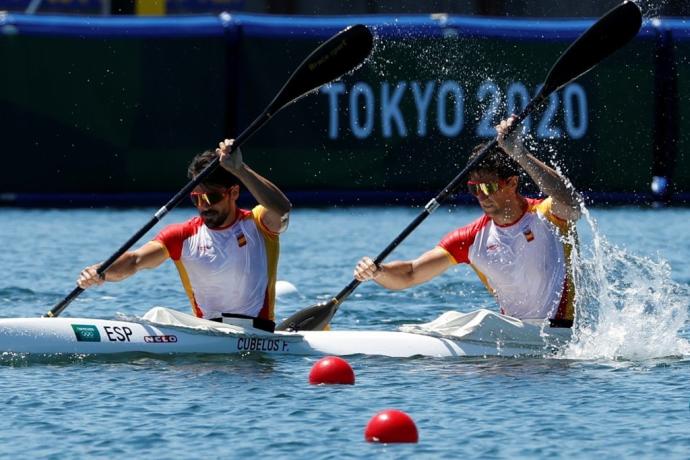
{"left": 365, "top": 409, "right": 419, "bottom": 443}
{"left": 308, "top": 356, "right": 355, "bottom": 385}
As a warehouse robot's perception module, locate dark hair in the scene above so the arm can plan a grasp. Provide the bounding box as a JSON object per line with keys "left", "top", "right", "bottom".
{"left": 187, "top": 150, "right": 240, "bottom": 188}
{"left": 468, "top": 142, "right": 522, "bottom": 180}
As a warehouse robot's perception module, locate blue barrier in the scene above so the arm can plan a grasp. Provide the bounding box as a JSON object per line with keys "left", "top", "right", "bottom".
{"left": 0, "top": 12, "right": 688, "bottom": 206}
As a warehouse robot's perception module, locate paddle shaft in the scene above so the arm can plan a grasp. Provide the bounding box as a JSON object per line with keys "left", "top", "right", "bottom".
{"left": 47, "top": 24, "right": 375, "bottom": 318}
{"left": 45, "top": 113, "right": 270, "bottom": 318}
{"left": 323, "top": 93, "right": 547, "bottom": 314}
{"left": 278, "top": 1, "right": 642, "bottom": 332}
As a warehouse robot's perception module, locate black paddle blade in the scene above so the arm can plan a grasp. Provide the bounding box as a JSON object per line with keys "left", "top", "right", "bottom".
{"left": 276, "top": 299, "right": 337, "bottom": 331}
{"left": 276, "top": 1, "right": 643, "bottom": 333}
{"left": 542, "top": 1, "right": 642, "bottom": 95}
{"left": 266, "top": 24, "right": 374, "bottom": 116}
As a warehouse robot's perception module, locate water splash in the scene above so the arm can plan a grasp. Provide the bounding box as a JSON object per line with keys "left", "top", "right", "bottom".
{"left": 635, "top": 0, "right": 670, "bottom": 20}
{"left": 560, "top": 207, "right": 690, "bottom": 361}
{"left": 367, "top": 24, "right": 508, "bottom": 84}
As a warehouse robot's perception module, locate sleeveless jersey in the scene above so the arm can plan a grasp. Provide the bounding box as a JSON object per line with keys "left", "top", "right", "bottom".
{"left": 152, "top": 206, "right": 279, "bottom": 321}
{"left": 438, "top": 197, "right": 575, "bottom": 322}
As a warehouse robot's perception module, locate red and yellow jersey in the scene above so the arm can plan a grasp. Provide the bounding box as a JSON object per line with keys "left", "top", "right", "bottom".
{"left": 438, "top": 197, "right": 575, "bottom": 323}
{"left": 152, "top": 205, "right": 279, "bottom": 321}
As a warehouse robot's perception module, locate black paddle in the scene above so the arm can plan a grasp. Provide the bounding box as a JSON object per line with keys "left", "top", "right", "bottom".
{"left": 277, "top": 1, "right": 643, "bottom": 332}
{"left": 45, "top": 24, "right": 374, "bottom": 318}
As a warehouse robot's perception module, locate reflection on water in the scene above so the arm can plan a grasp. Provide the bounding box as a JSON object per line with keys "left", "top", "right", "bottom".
{"left": 1, "top": 208, "right": 690, "bottom": 458}
{"left": 0, "top": 350, "right": 281, "bottom": 372}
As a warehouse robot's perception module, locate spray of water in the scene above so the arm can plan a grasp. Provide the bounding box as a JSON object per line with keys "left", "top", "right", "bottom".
{"left": 635, "top": 0, "right": 669, "bottom": 20}
{"left": 365, "top": 3, "right": 689, "bottom": 361}
{"left": 560, "top": 207, "right": 690, "bottom": 360}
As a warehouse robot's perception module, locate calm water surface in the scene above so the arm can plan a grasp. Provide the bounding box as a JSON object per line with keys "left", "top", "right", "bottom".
{"left": 1, "top": 206, "right": 689, "bottom": 458}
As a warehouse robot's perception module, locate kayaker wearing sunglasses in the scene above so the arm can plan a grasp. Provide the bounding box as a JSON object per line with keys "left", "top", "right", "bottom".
{"left": 354, "top": 115, "right": 582, "bottom": 327}
{"left": 77, "top": 139, "right": 291, "bottom": 332}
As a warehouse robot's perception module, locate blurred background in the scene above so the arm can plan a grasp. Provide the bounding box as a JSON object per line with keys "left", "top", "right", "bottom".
{"left": 0, "top": 0, "right": 687, "bottom": 206}
{"left": 3, "top": 0, "right": 690, "bottom": 16}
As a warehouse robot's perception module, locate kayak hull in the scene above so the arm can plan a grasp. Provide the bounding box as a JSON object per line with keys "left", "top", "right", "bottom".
{"left": 0, "top": 312, "right": 568, "bottom": 358}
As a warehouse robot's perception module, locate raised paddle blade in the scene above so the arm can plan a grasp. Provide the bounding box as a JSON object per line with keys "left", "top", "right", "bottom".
{"left": 266, "top": 24, "right": 374, "bottom": 116}
{"left": 541, "top": 1, "right": 642, "bottom": 95}
{"left": 281, "top": 1, "right": 644, "bottom": 332}
{"left": 45, "top": 24, "right": 374, "bottom": 319}
{"left": 277, "top": 299, "right": 337, "bottom": 332}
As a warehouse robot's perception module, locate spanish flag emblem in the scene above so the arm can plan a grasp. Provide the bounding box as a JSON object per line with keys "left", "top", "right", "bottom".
{"left": 523, "top": 229, "right": 535, "bottom": 242}
{"left": 236, "top": 233, "right": 247, "bottom": 247}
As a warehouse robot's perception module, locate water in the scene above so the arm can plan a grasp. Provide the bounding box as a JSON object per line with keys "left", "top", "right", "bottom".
{"left": 1, "top": 205, "right": 689, "bottom": 458}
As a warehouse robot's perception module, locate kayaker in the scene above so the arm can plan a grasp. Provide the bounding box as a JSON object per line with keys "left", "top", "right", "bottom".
{"left": 354, "top": 116, "right": 582, "bottom": 327}
{"left": 77, "top": 139, "right": 291, "bottom": 332}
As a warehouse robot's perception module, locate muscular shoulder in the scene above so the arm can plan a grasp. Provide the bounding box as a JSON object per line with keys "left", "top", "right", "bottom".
{"left": 250, "top": 205, "right": 284, "bottom": 237}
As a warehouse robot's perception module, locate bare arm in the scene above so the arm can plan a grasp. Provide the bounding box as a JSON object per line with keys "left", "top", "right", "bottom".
{"left": 354, "top": 247, "right": 453, "bottom": 290}
{"left": 77, "top": 241, "right": 168, "bottom": 289}
{"left": 217, "top": 139, "right": 292, "bottom": 233}
{"left": 496, "top": 116, "right": 582, "bottom": 221}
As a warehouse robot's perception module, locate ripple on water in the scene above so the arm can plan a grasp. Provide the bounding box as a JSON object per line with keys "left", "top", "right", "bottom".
{"left": 1, "top": 207, "right": 690, "bottom": 458}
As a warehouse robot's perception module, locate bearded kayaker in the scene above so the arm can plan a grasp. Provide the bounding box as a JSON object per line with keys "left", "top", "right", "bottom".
{"left": 77, "top": 139, "right": 291, "bottom": 332}
{"left": 354, "top": 116, "right": 582, "bottom": 327}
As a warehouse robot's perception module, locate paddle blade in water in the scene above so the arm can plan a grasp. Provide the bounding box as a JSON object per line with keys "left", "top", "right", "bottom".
{"left": 279, "top": 2, "right": 643, "bottom": 331}
{"left": 277, "top": 299, "right": 336, "bottom": 331}
{"left": 542, "top": 1, "right": 642, "bottom": 95}
{"left": 46, "top": 25, "right": 373, "bottom": 319}
{"left": 266, "top": 24, "right": 374, "bottom": 115}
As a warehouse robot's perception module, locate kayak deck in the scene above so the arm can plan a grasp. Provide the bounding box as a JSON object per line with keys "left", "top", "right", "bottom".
{"left": 0, "top": 308, "right": 571, "bottom": 358}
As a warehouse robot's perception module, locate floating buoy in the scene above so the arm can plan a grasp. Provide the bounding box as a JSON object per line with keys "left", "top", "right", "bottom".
{"left": 308, "top": 356, "right": 355, "bottom": 385}
{"left": 275, "top": 280, "right": 299, "bottom": 298}
{"left": 365, "top": 409, "right": 418, "bottom": 443}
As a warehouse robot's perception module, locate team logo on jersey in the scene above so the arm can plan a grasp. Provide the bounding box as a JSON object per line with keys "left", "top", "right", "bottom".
{"left": 236, "top": 232, "right": 247, "bottom": 247}
{"left": 523, "top": 229, "right": 535, "bottom": 242}
{"left": 198, "top": 240, "right": 214, "bottom": 256}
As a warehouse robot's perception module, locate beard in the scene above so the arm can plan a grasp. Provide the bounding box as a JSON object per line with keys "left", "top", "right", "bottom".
{"left": 200, "top": 209, "right": 229, "bottom": 229}
{"left": 479, "top": 199, "right": 499, "bottom": 215}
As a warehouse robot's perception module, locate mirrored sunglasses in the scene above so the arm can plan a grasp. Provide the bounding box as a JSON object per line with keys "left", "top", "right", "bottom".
{"left": 190, "top": 190, "right": 228, "bottom": 207}
{"left": 467, "top": 180, "right": 502, "bottom": 196}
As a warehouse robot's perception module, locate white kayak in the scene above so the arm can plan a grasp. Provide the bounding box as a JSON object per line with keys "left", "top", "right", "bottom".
{"left": 0, "top": 307, "right": 571, "bottom": 358}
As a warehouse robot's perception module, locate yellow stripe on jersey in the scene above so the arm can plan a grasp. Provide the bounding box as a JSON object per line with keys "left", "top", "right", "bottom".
{"left": 532, "top": 197, "right": 571, "bottom": 234}
{"left": 173, "top": 259, "right": 203, "bottom": 318}
{"left": 253, "top": 206, "right": 280, "bottom": 321}
{"left": 533, "top": 197, "right": 577, "bottom": 322}
{"left": 252, "top": 205, "right": 280, "bottom": 239}
{"left": 436, "top": 246, "right": 458, "bottom": 265}
{"left": 470, "top": 263, "right": 496, "bottom": 297}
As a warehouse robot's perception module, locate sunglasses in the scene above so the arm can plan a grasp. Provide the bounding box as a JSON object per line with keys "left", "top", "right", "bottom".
{"left": 190, "top": 190, "right": 229, "bottom": 207}
{"left": 467, "top": 180, "right": 503, "bottom": 196}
